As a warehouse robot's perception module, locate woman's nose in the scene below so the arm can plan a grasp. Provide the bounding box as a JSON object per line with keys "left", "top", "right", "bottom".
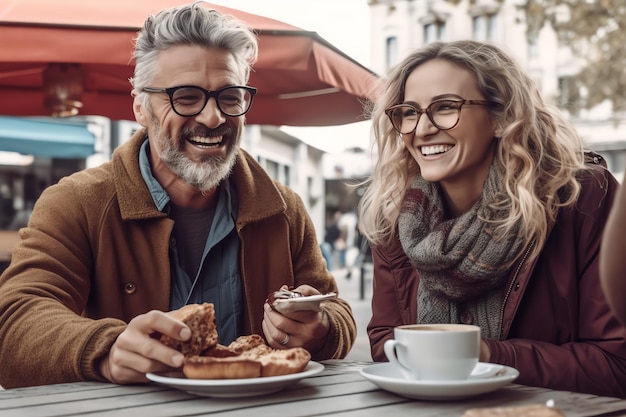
{"left": 413, "top": 112, "right": 439, "bottom": 138}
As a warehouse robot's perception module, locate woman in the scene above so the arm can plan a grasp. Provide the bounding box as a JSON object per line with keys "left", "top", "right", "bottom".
{"left": 358, "top": 40, "right": 626, "bottom": 397}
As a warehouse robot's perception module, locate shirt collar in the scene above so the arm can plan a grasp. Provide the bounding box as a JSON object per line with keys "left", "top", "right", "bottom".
{"left": 139, "top": 139, "right": 170, "bottom": 211}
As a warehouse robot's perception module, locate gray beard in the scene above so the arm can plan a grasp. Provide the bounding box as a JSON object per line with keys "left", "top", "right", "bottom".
{"left": 151, "top": 123, "right": 238, "bottom": 194}
{"left": 160, "top": 144, "right": 238, "bottom": 193}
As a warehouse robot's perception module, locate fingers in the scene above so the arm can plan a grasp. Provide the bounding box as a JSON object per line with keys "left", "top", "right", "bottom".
{"left": 128, "top": 310, "right": 190, "bottom": 365}
{"left": 262, "top": 318, "right": 293, "bottom": 349}
{"left": 263, "top": 301, "right": 332, "bottom": 353}
{"left": 262, "top": 303, "right": 323, "bottom": 349}
{"left": 103, "top": 310, "right": 190, "bottom": 384}
{"left": 159, "top": 310, "right": 193, "bottom": 342}
{"left": 263, "top": 303, "right": 289, "bottom": 348}
{"left": 103, "top": 346, "right": 169, "bottom": 384}
{"left": 290, "top": 284, "right": 321, "bottom": 297}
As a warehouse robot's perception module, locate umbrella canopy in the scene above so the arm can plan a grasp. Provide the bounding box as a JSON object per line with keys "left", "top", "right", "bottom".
{"left": 0, "top": 0, "right": 378, "bottom": 126}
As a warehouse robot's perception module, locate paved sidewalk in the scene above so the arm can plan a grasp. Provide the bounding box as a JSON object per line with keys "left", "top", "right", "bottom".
{"left": 332, "top": 264, "right": 373, "bottom": 362}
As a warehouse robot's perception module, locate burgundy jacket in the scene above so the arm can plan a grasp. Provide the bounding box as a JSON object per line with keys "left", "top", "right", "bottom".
{"left": 368, "top": 156, "right": 626, "bottom": 398}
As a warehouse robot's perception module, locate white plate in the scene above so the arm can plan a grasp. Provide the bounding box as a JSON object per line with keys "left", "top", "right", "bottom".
{"left": 146, "top": 361, "right": 324, "bottom": 398}
{"left": 360, "top": 362, "right": 519, "bottom": 401}
{"left": 272, "top": 293, "right": 337, "bottom": 313}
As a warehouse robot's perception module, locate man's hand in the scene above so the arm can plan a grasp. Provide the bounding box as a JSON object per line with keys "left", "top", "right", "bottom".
{"left": 262, "top": 285, "right": 330, "bottom": 353}
{"left": 98, "top": 310, "right": 191, "bottom": 384}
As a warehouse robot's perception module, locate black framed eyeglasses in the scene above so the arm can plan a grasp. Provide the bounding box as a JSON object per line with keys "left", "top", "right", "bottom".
{"left": 142, "top": 85, "right": 257, "bottom": 117}
{"left": 385, "top": 99, "right": 493, "bottom": 134}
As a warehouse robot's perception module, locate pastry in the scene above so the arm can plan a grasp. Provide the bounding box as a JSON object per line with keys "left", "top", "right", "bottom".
{"left": 159, "top": 302, "right": 218, "bottom": 357}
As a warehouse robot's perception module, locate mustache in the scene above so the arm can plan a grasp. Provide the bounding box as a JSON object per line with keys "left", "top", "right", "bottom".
{"left": 180, "top": 125, "right": 233, "bottom": 141}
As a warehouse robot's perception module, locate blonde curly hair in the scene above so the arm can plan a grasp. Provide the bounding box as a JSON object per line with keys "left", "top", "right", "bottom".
{"left": 358, "top": 40, "right": 587, "bottom": 262}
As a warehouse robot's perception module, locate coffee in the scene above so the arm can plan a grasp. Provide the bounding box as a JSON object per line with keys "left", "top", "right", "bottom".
{"left": 402, "top": 325, "right": 459, "bottom": 331}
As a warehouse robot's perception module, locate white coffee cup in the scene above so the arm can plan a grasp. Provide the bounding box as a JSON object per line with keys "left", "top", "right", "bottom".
{"left": 383, "top": 324, "right": 481, "bottom": 381}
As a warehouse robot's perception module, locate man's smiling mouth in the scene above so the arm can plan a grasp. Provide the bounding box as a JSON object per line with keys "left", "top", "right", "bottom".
{"left": 420, "top": 144, "right": 453, "bottom": 156}
{"left": 188, "top": 136, "right": 223, "bottom": 148}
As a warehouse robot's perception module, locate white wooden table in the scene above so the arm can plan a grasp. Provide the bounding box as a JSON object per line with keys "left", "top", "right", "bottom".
{"left": 1, "top": 361, "right": 625, "bottom": 417}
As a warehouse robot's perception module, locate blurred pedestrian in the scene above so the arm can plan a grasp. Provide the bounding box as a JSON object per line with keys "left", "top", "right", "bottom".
{"left": 338, "top": 211, "right": 358, "bottom": 277}
{"left": 321, "top": 211, "right": 342, "bottom": 270}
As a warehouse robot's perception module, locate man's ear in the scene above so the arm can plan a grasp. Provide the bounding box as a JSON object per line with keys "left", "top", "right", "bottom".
{"left": 133, "top": 93, "right": 150, "bottom": 127}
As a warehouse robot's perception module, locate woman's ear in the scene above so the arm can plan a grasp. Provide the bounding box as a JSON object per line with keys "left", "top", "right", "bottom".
{"left": 494, "top": 125, "right": 503, "bottom": 139}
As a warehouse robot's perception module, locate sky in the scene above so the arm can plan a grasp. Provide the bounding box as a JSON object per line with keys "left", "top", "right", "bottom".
{"left": 211, "top": 0, "right": 373, "bottom": 154}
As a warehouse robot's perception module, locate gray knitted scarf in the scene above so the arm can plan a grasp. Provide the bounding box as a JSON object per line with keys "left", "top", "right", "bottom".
{"left": 398, "top": 164, "right": 525, "bottom": 339}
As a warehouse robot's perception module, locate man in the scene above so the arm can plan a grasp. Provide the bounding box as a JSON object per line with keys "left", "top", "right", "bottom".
{"left": 0, "top": 2, "right": 356, "bottom": 388}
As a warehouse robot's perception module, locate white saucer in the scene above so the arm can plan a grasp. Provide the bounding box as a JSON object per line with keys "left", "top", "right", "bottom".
{"left": 360, "top": 362, "right": 519, "bottom": 401}
{"left": 147, "top": 361, "right": 324, "bottom": 398}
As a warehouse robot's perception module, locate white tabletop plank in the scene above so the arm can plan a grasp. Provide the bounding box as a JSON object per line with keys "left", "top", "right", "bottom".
{"left": 1, "top": 361, "right": 625, "bottom": 417}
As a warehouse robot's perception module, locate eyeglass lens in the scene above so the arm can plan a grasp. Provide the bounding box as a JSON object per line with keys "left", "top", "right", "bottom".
{"left": 388, "top": 100, "right": 463, "bottom": 133}
{"left": 172, "top": 86, "right": 253, "bottom": 117}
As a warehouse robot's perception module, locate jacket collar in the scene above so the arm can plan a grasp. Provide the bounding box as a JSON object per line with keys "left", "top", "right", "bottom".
{"left": 113, "top": 128, "right": 286, "bottom": 224}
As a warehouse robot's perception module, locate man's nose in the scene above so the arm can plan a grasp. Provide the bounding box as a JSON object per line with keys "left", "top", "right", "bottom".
{"left": 194, "top": 98, "right": 225, "bottom": 128}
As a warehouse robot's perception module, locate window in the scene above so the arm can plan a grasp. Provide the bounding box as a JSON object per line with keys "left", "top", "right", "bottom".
{"left": 472, "top": 14, "right": 497, "bottom": 41}
{"left": 386, "top": 36, "right": 398, "bottom": 69}
{"left": 258, "top": 157, "right": 291, "bottom": 186}
{"left": 557, "top": 76, "right": 580, "bottom": 115}
{"left": 265, "top": 160, "right": 279, "bottom": 181}
{"left": 487, "top": 14, "right": 497, "bottom": 40}
{"left": 283, "top": 165, "right": 291, "bottom": 187}
{"left": 424, "top": 21, "right": 446, "bottom": 44}
{"left": 528, "top": 37, "right": 539, "bottom": 58}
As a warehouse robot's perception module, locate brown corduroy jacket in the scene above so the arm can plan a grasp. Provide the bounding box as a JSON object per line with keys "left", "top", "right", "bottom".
{"left": 0, "top": 129, "right": 356, "bottom": 389}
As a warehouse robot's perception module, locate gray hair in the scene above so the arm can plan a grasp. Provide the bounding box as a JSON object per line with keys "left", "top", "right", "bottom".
{"left": 130, "top": 1, "right": 258, "bottom": 94}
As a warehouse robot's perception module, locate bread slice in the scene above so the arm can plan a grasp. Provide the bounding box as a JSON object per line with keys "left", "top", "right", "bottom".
{"left": 160, "top": 303, "right": 218, "bottom": 357}
{"left": 159, "top": 303, "right": 311, "bottom": 381}
{"left": 227, "top": 334, "right": 266, "bottom": 354}
{"left": 256, "top": 347, "right": 311, "bottom": 377}
{"left": 183, "top": 355, "right": 262, "bottom": 379}
{"left": 182, "top": 333, "right": 311, "bottom": 379}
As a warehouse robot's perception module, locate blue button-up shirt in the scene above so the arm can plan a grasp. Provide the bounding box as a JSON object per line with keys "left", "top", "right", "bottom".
{"left": 138, "top": 140, "right": 242, "bottom": 344}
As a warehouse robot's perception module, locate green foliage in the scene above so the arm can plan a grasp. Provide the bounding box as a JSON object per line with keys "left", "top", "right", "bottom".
{"left": 444, "top": 0, "right": 626, "bottom": 114}
{"left": 526, "top": 0, "right": 625, "bottom": 113}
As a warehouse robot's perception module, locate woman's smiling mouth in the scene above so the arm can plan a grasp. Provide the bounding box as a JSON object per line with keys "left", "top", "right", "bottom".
{"left": 420, "top": 144, "right": 453, "bottom": 156}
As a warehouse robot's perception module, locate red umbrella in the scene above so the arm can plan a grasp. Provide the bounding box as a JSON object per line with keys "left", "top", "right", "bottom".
{"left": 0, "top": 0, "right": 378, "bottom": 126}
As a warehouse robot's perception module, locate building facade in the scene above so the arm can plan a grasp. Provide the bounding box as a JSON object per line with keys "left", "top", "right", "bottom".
{"left": 368, "top": 0, "right": 626, "bottom": 179}
{"left": 0, "top": 120, "right": 327, "bottom": 243}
